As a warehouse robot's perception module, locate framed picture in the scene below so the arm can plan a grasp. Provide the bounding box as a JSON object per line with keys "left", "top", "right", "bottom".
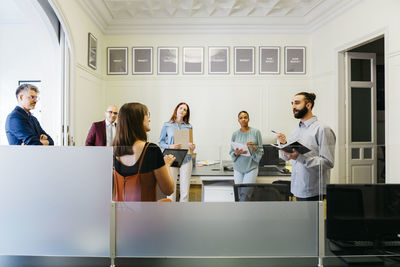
{"left": 88, "top": 33, "right": 97, "bottom": 70}
{"left": 234, "top": 47, "right": 254, "bottom": 74}
{"left": 183, "top": 47, "right": 203, "bottom": 74}
{"left": 158, "top": 47, "right": 178, "bottom": 74}
{"left": 107, "top": 47, "right": 128, "bottom": 75}
{"left": 208, "top": 47, "right": 229, "bottom": 74}
{"left": 132, "top": 47, "right": 153, "bottom": 74}
{"left": 18, "top": 80, "right": 41, "bottom": 86}
{"left": 285, "top": 46, "right": 305, "bottom": 74}
{"left": 259, "top": 46, "right": 280, "bottom": 74}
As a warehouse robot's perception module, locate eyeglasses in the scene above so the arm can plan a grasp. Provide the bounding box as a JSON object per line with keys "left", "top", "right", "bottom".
{"left": 107, "top": 111, "right": 118, "bottom": 115}
{"left": 146, "top": 111, "right": 151, "bottom": 118}
{"left": 27, "top": 95, "right": 39, "bottom": 101}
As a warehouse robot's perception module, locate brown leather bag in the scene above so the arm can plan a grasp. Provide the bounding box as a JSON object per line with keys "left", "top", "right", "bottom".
{"left": 113, "top": 143, "right": 158, "bottom": 201}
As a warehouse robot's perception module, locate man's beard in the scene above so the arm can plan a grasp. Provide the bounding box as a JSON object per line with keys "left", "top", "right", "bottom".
{"left": 293, "top": 106, "right": 308, "bottom": 119}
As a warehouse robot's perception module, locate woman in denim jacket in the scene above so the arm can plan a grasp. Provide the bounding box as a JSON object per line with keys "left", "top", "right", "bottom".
{"left": 159, "top": 102, "right": 196, "bottom": 202}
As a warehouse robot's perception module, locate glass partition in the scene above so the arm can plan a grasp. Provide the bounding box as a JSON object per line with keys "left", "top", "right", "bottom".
{"left": 0, "top": 146, "right": 112, "bottom": 257}
{"left": 114, "top": 142, "right": 320, "bottom": 260}
{"left": 115, "top": 202, "right": 319, "bottom": 258}
{"left": 3, "top": 126, "right": 399, "bottom": 265}
{"left": 324, "top": 144, "right": 400, "bottom": 265}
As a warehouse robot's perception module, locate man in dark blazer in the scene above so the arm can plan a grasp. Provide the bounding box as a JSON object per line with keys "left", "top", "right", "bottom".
{"left": 6, "top": 84, "right": 54, "bottom": 145}
{"left": 85, "top": 105, "right": 118, "bottom": 146}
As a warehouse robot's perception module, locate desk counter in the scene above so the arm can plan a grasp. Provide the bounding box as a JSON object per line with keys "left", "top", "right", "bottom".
{"left": 190, "top": 161, "right": 290, "bottom": 185}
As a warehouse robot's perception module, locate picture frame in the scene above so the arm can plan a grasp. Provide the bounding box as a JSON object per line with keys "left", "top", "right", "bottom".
{"left": 18, "top": 80, "right": 41, "bottom": 86}
{"left": 234, "top": 46, "right": 254, "bottom": 75}
{"left": 132, "top": 47, "right": 153, "bottom": 75}
{"left": 208, "top": 47, "right": 229, "bottom": 74}
{"left": 107, "top": 47, "right": 128, "bottom": 75}
{"left": 88, "top": 33, "right": 97, "bottom": 70}
{"left": 284, "top": 46, "right": 306, "bottom": 74}
{"left": 259, "top": 46, "right": 280, "bottom": 74}
{"left": 183, "top": 47, "right": 203, "bottom": 74}
{"left": 158, "top": 47, "right": 178, "bottom": 75}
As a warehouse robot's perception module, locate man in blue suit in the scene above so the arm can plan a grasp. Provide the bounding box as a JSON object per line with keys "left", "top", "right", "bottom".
{"left": 5, "top": 84, "right": 54, "bottom": 145}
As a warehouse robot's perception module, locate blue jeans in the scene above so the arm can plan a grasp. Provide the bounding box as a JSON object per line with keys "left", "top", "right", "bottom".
{"left": 233, "top": 167, "right": 259, "bottom": 184}
{"left": 234, "top": 168, "right": 259, "bottom": 201}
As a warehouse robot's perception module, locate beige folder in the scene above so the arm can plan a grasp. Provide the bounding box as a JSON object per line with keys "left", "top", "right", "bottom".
{"left": 174, "top": 129, "right": 193, "bottom": 154}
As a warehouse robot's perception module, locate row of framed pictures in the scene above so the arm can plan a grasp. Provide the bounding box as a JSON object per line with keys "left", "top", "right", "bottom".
{"left": 105, "top": 46, "right": 305, "bottom": 75}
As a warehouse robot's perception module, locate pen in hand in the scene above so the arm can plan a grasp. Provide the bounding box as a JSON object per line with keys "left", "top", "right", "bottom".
{"left": 272, "top": 130, "right": 287, "bottom": 144}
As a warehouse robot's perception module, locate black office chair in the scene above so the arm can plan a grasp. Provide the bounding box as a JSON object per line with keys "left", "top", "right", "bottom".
{"left": 273, "top": 180, "right": 293, "bottom": 200}
{"left": 234, "top": 183, "right": 290, "bottom": 201}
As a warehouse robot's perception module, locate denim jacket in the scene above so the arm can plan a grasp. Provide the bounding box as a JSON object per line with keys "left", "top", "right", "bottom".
{"left": 158, "top": 121, "right": 193, "bottom": 164}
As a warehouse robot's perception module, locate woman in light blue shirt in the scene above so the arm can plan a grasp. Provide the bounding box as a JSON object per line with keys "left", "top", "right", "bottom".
{"left": 229, "top": 111, "right": 263, "bottom": 185}
{"left": 159, "top": 102, "right": 196, "bottom": 202}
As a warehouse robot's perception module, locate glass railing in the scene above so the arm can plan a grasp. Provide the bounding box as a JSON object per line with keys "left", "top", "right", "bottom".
{"left": 323, "top": 144, "right": 400, "bottom": 265}
{"left": 0, "top": 145, "right": 112, "bottom": 257}
{"left": 1, "top": 144, "right": 398, "bottom": 265}
{"left": 114, "top": 201, "right": 318, "bottom": 258}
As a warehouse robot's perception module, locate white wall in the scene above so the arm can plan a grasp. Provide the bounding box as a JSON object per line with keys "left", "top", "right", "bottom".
{"left": 310, "top": 0, "right": 400, "bottom": 183}
{"left": 0, "top": 0, "right": 61, "bottom": 145}
{"left": 51, "top": 0, "right": 105, "bottom": 146}
{"left": 51, "top": 0, "right": 400, "bottom": 184}
{"left": 103, "top": 34, "right": 311, "bottom": 160}
{"left": 48, "top": 0, "right": 315, "bottom": 158}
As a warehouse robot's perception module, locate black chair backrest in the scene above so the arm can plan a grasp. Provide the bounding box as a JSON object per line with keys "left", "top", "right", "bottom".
{"left": 272, "top": 180, "right": 293, "bottom": 197}
{"left": 234, "top": 183, "right": 290, "bottom": 201}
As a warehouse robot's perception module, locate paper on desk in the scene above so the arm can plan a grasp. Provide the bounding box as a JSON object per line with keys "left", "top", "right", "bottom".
{"left": 197, "top": 160, "right": 219, "bottom": 166}
{"left": 231, "top": 142, "right": 250, "bottom": 156}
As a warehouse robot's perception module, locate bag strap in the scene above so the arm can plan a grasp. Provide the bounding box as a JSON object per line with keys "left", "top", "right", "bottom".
{"left": 137, "top": 142, "right": 150, "bottom": 174}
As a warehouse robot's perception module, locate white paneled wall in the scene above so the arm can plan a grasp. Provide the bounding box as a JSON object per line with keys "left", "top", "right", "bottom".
{"left": 52, "top": 0, "right": 400, "bottom": 183}
{"left": 98, "top": 34, "right": 311, "bottom": 160}
{"left": 386, "top": 54, "right": 400, "bottom": 183}
{"left": 103, "top": 76, "right": 310, "bottom": 161}
{"left": 73, "top": 67, "right": 106, "bottom": 145}
{"left": 311, "top": 0, "right": 400, "bottom": 182}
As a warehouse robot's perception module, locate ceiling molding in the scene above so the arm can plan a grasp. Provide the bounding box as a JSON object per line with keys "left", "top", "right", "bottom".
{"left": 77, "top": 0, "right": 107, "bottom": 33}
{"left": 78, "top": 0, "right": 356, "bottom": 35}
{"left": 104, "top": 23, "right": 308, "bottom": 35}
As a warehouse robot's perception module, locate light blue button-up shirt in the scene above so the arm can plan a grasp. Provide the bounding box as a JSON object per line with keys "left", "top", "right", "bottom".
{"left": 279, "top": 116, "right": 336, "bottom": 198}
{"left": 158, "top": 121, "right": 193, "bottom": 164}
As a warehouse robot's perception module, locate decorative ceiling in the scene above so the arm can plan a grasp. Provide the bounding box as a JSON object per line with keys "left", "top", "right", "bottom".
{"left": 79, "top": 0, "right": 359, "bottom": 34}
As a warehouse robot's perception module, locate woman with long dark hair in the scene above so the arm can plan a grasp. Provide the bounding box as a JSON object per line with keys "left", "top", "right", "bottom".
{"left": 158, "top": 102, "right": 196, "bottom": 202}
{"left": 112, "top": 102, "right": 175, "bottom": 201}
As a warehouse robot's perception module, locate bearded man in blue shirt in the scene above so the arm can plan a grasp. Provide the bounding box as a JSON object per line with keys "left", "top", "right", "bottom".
{"left": 5, "top": 84, "right": 54, "bottom": 146}
{"left": 276, "top": 92, "right": 336, "bottom": 201}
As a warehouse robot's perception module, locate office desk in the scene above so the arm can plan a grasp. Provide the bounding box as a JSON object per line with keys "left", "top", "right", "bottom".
{"left": 191, "top": 160, "right": 291, "bottom": 184}
{"left": 167, "top": 161, "right": 291, "bottom": 201}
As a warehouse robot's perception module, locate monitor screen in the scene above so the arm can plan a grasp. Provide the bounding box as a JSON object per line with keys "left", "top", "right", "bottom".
{"left": 327, "top": 184, "right": 400, "bottom": 242}
{"left": 259, "top": 144, "right": 280, "bottom": 166}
